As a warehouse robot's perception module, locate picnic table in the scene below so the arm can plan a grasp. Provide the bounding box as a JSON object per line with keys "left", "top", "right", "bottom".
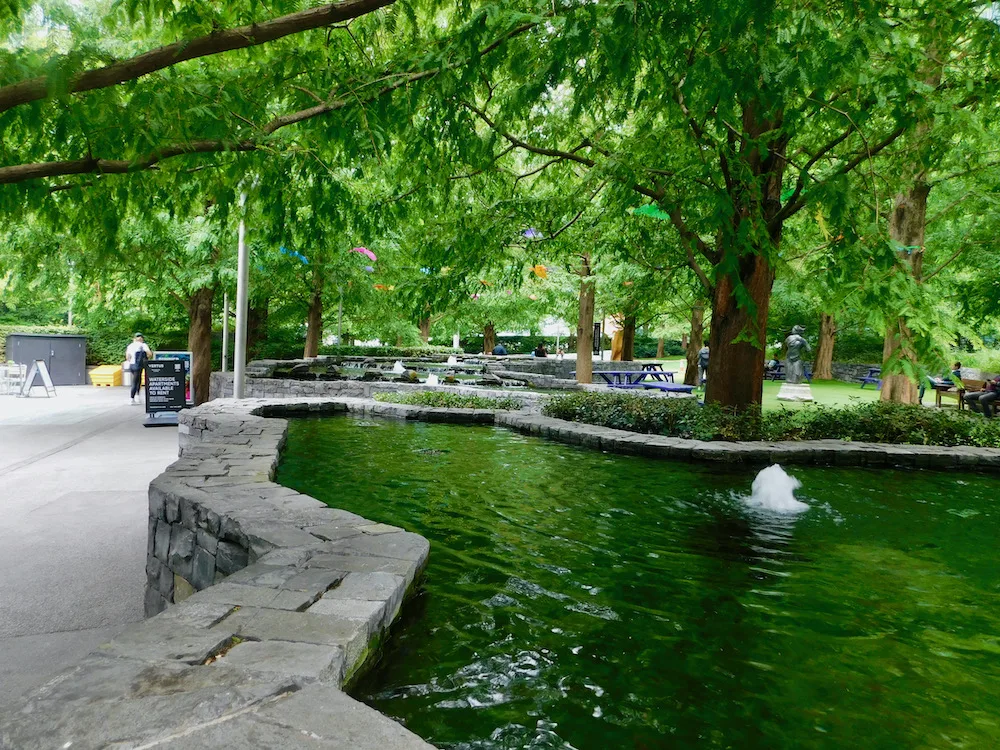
{"left": 591, "top": 370, "right": 676, "bottom": 385}
{"left": 860, "top": 367, "right": 882, "bottom": 389}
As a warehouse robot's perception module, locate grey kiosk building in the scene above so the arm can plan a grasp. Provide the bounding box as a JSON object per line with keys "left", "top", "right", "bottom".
{"left": 5, "top": 333, "right": 88, "bottom": 386}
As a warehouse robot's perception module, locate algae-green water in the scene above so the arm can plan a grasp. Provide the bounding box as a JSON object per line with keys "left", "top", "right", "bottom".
{"left": 276, "top": 416, "right": 1000, "bottom": 749}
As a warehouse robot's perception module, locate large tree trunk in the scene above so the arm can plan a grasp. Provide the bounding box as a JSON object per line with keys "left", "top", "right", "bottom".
{"left": 881, "top": 181, "right": 930, "bottom": 404}
{"left": 702, "top": 101, "right": 786, "bottom": 411}
{"left": 247, "top": 297, "right": 269, "bottom": 359}
{"left": 418, "top": 317, "right": 431, "bottom": 343}
{"left": 575, "top": 254, "right": 595, "bottom": 384}
{"left": 813, "top": 312, "right": 836, "bottom": 380}
{"left": 621, "top": 315, "right": 636, "bottom": 362}
{"left": 304, "top": 277, "right": 323, "bottom": 358}
{"left": 483, "top": 322, "right": 496, "bottom": 354}
{"left": 683, "top": 303, "right": 705, "bottom": 386}
{"left": 187, "top": 285, "right": 215, "bottom": 406}
{"left": 704, "top": 254, "right": 775, "bottom": 408}
{"left": 656, "top": 337, "right": 665, "bottom": 358}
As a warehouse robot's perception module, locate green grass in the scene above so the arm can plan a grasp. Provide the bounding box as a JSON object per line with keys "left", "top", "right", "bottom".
{"left": 760, "top": 379, "right": 882, "bottom": 411}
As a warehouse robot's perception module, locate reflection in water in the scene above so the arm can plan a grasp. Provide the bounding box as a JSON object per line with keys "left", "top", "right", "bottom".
{"left": 277, "top": 416, "right": 1000, "bottom": 750}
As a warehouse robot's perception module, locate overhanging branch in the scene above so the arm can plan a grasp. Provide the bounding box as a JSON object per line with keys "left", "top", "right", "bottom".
{"left": 0, "top": 0, "right": 396, "bottom": 114}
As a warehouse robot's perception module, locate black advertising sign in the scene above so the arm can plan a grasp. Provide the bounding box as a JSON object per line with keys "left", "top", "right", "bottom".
{"left": 145, "top": 359, "right": 186, "bottom": 413}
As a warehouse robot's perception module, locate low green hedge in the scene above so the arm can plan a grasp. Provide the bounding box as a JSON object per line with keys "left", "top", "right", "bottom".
{"left": 318, "top": 344, "right": 460, "bottom": 358}
{"left": 542, "top": 392, "right": 1000, "bottom": 447}
{"left": 373, "top": 391, "right": 523, "bottom": 411}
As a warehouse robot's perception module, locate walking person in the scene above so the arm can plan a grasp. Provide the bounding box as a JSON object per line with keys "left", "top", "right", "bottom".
{"left": 963, "top": 374, "right": 1000, "bottom": 417}
{"left": 125, "top": 333, "right": 151, "bottom": 404}
{"left": 697, "top": 345, "right": 710, "bottom": 386}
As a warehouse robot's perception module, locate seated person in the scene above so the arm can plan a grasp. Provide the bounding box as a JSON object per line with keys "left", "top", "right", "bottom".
{"left": 491, "top": 343, "right": 508, "bottom": 356}
{"left": 533, "top": 343, "right": 548, "bottom": 358}
{"left": 919, "top": 361, "right": 961, "bottom": 403}
{"left": 963, "top": 373, "right": 1000, "bottom": 418}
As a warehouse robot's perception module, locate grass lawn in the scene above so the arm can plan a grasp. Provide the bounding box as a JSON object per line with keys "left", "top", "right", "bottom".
{"left": 760, "top": 379, "right": 881, "bottom": 411}
{"left": 639, "top": 358, "right": 885, "bottom": 411}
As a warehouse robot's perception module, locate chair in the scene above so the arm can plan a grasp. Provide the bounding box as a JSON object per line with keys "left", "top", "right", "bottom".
{"left": 7, "top": 361, "right": 26, "bottom": 395}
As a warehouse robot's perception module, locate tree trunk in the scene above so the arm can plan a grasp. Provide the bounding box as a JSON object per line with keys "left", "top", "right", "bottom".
{"left": 247, "top": 297, "right": 269, "bottom": 359}
{"left": 621, "top": 315, "right": 636, "bottom": 361}
{"left": 704, "top": 253, "right": 775, "bottom": 408}
{"left": 483, "top": 322, "right": 496, "bottom": 354}
{"left": 187, "top": 285, "right": 215, "bottom": 406}
{"left": 396, "top": 334, "right": 403, "bottom": 346}
{"left": 683, "top": 303, "right": 705, "bottom": 386}
{"left": 813, "top": 312, "right": 836, "bottom": 380}
{"left": 702, "top": 102, "right": 787, "bottom": 411}
{"left": 656, "top": 337, "right": 665, "bottom": 358}
{"left": 304, "top": 274, "right": 324, "bottom": 358}
{"left": 418, "top": 317, "right": 430, "bottom": 343}
{"left": 575, "top": 254, "right": 595, "bottom": 384}
{"left": 680, "top": 333, "right": 688, "bottom": 350}
{"left": 881, "top": 181, "right": 930, "bottom": 404}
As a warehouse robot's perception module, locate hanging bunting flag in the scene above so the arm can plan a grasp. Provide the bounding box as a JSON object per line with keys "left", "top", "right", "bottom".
{"left": 632, "top": 204, "right": 670, "bottom": 221}
{"left": 479, "top": 279, "right": 493, "bottom": 287}
{"left": 523, "top": 228, "right": 541, "bottom": 239}
{"left": 531, "top": 264, "right": 548, "bottom": 279}
{"left": 350, "top": 246, "right": 377, "bottom": 262}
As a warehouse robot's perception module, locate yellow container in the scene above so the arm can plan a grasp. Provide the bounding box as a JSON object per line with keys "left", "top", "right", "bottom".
{"left": 90, "top": 365, "right": 123, "bottom": 387}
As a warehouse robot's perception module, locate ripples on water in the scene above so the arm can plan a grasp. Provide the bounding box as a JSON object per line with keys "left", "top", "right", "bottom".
{"left": 277, "top": 417, "right": 1000, "bottom": 749}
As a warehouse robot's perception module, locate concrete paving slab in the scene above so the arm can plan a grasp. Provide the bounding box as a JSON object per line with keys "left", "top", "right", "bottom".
{"left": 0, "top": 386, "right": 178, "bottom": 708}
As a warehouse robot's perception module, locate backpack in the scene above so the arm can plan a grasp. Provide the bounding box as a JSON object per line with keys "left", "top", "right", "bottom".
{"left": 133, "top": 345, "right": 148, "bottom": 371}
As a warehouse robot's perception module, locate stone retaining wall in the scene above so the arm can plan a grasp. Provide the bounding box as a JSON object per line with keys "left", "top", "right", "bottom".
{"left": 830, "top": 362, "right": 881, "bottom": 383}
{"left": 209, "top": 371, "right": 559, "bottom": 403}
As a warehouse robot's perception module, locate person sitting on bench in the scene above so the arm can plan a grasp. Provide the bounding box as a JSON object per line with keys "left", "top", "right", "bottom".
{"left": 963, "top": 374, "right": 1000, "bottom": 417}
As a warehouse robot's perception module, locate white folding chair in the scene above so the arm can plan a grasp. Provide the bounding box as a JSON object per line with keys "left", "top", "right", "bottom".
{"left": 7, "top": 361, "right": 26, "bottom": 395}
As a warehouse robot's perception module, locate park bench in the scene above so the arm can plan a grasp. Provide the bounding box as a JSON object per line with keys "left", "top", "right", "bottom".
{"left": 608, "top": 382, "right": 696, "bottom": 394}
{"left": 935, "top": 377, "right": 991, "bottom": 410}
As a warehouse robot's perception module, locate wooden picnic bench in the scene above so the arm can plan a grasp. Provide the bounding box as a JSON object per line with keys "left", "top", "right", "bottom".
{"left": 935, "top": 377, "right": 989, "bottom": 410}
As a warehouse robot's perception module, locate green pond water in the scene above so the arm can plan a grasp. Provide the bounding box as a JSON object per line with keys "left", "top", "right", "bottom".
{"left": 276, "top": 416, "right": 1000, "bottom": 749}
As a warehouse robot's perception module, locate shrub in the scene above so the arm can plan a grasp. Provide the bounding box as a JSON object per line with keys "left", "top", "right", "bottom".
{"left": 542, "top": 392, "right": 1000, "bottom": 448}
{"left": 373, "top": 391, "right": 523, "bottom": 411}
{"left": 317, "top": 344, "right": 460, "bottom": 358}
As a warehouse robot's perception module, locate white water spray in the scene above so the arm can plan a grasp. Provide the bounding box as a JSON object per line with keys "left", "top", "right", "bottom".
{"left": 746, "top": 464, "right": 808, "bottom": 513}
{"left": 392, "top": 360, "right": 406, "bottom": 374}
{"left": 426, "top": 372, "right": 440, "bottom": 386}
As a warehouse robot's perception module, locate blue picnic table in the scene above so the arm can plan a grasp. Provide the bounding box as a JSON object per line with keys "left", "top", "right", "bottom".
{"left": 591, "top": 370, "right": 676, "bottom": 385}
{"left": 860, "top": 367, "right": 882, "bottom": 389}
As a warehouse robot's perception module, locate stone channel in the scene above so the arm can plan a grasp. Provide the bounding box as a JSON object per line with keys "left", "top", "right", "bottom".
{"left": 5, "top": 393, "right": 1000, "bottom": 749}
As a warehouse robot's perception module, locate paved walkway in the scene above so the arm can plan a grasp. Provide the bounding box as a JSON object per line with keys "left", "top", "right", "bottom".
{"left": 0, "top": 386, "right": 178, "bottom": 707}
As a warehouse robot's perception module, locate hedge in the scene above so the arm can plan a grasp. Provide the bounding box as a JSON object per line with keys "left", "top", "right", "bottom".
{"left": 542, "top": 392, "right": 1000, "bottom": 448}
{"left": 373, "top": 391, "right": 523, "bottom": 410}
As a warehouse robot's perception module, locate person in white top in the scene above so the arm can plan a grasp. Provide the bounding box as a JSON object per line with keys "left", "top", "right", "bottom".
{"left": 125, "top": 333, "right": 152, "bottom": 403}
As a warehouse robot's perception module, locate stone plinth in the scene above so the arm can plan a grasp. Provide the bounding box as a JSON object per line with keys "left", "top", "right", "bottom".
{"left": 776, "top": 382, "right": 814, "bottom": 402}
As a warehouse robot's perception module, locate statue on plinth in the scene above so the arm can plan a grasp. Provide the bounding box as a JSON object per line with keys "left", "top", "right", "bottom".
{"left": 784, "top": 325, "right": 811, "bottom": 385}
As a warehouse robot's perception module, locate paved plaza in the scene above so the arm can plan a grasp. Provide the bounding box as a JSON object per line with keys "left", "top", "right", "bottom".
{"left": 0, "top": 386, "right": 177, "bottom": 707}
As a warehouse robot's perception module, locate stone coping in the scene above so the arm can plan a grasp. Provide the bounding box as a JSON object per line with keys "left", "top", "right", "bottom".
{"left": 0, "top": 398, "right": 440, "bottom": 750}
{"left": 6, "top": 396, "right": 1000, "bottom": 749}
